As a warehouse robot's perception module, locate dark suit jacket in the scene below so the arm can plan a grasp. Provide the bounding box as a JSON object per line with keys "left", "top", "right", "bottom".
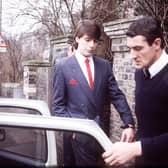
{"left": 52, "top": 55, "right": 134, "bottom": 127}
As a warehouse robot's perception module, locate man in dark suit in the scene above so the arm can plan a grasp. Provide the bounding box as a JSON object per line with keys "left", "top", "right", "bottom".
{"left": 103, "top": 16, "right": 168, "bottom": 167}
{"left": 52, "top": 19, "right": 135, "bottom": 166}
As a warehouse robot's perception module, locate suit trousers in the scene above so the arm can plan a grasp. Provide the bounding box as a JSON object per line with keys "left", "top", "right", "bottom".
{"left": 63, "top": 132, "right": 102, "bottom": 166}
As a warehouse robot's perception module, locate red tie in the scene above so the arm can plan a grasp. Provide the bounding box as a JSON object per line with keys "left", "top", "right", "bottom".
{"left": 85, "top": 58, "right": 93, "bottom": 89}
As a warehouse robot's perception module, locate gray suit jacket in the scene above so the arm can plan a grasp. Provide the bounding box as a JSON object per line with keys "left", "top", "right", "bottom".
{"left": 52, "top": 55, "right": 134, "bottom": 126}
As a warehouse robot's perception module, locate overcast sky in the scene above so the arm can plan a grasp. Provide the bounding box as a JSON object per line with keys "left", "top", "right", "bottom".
{"left": 2, "top": 0, "right": 36, "bottom": 35}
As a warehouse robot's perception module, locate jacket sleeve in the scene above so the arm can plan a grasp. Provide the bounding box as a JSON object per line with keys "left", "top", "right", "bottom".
{"left": 141, "top": 133, "right": 168, "bottom": 159}
{"left": 106, "top": 61, "right": 134, "bottom": 125}
{"left": 52, "top": 63, "right": 69, "bottom": 117}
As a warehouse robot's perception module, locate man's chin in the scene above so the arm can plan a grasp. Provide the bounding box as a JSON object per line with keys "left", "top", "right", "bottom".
{"left": 134, "top": 64, "right": 143, "bottom": 69}
{"left": 132, "top": 60, "right": 144, "bottom": 68}
{"left": 84, "top": 53, "right": 93, "bottom": 57}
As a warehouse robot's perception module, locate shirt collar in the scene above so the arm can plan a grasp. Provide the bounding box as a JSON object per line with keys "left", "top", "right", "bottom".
{"left": 75, "top": 50, "right": 93, "bottom": 64}
{"left": 148, "top": 50, "right": 168, "bottom": 78}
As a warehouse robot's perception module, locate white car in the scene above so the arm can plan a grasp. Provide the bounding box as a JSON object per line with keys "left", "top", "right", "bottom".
{"left": 0, "top": 98, "right": 112, "bottom": 167}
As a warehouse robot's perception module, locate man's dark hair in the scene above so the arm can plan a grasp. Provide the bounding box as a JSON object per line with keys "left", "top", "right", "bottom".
{"left": 126, "top": 16, "right": 165, "bottom": 49}
{"left": 74, "top": 19, "right": 101, "bottom": 49}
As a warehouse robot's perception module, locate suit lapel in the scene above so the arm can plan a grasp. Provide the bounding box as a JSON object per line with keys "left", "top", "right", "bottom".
{"left": 70, "top": 56, "right": 97, "bottom": 109}
{"left": 93, "top": 56, "right": 102, "bottom": 93}
{"left": 71, "top": 56, "right": 89, "bottom": 89}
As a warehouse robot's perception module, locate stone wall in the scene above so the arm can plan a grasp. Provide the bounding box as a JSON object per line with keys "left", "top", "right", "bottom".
{"left": 50, "top": 34, "right": 73, "bottom": 65}
{"left": 1, "top": 83, "right": 24, "bottom": 98}
{"left": 103, "top": 17, "right": 138, "bottom": 142}
{"left": 23, "top": 61, "right": 53, "bottom": 109}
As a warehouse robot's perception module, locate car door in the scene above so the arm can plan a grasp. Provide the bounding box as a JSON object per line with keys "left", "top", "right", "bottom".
{"left": 0, "top": 98, "right": 113, "bottom": 167}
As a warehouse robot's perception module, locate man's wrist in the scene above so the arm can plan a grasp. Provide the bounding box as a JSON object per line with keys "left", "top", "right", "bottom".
{"left": 121, "top": 124, "right": 135, "bottom": 129}
{"left": 134, "top": 141, "right": 142, "bottom": 156}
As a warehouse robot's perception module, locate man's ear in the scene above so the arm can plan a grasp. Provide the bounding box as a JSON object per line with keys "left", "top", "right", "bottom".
{"left": 153, "top": 38, "right": 161, "bottom": 50}
{"left": 75, "top": 37, "right": 79, "bottom": 43}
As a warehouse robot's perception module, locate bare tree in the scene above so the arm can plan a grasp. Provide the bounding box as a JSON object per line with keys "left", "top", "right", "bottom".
{"left": 85, "top": 0, "right": 135, "bottom": 24}
{"left": 1, "top": 0, "right": 78, "bottom": 83}
{"left": 7, "top": 0, "right": 128, "bottom": 36}
{"left": 0, "top": 35, "right": 24, "bottom": 82}
{"left": 6, "top": 36, "right": 24, "bottom": 82}
{"left": 2, "top": 0, "right": 128, "bottom": 84}
{"left": 10, "top": 0, "right": 88, "bottom": 37}
{"left": 134, "top": 0, "right": 168, "bottom": 49}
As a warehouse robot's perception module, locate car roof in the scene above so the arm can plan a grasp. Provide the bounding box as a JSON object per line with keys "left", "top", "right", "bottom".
{"left": 0, "top": 98, "right": 50, "bottom": 116}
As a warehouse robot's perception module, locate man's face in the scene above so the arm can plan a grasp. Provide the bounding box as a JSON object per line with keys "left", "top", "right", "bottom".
{"left": 76, "top": 34, "right": 98, "bottom": 57}
{"left": 127, "top": 35, "right": 160, "bottom": 69}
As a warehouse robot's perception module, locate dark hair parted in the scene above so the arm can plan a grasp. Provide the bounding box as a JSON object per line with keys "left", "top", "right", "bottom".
{"left": 74, "top": 19, "right": 101, "bottom": 49}
{"left": 126, "top": 16, "right": 165, "bottom": 49}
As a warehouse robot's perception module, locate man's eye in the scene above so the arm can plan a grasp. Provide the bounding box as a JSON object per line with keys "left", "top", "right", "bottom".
{"left": 134, "top": 47, "right": 142, "bottom": 51}
{"left": 84, "top": 38, "right": 90, "bottom": 41}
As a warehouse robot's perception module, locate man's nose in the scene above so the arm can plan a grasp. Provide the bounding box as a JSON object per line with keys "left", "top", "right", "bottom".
{"left": 130, "top": 49, "right": 137, "bottom": 58}
{"left": 89, "top": 40, "right": 96, "bottom": 47}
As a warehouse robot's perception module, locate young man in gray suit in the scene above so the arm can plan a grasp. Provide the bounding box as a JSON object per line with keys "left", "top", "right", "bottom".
{"left": 52, "top": 19, "right": 135, "bottom": 166}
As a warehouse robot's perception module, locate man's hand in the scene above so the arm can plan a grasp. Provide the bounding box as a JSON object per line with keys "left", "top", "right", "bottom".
{"left": 102, "top": 141, "right": 142, "bottom": 166}
{"left": 121, "top": 127, "right": 135, "bottom": 142}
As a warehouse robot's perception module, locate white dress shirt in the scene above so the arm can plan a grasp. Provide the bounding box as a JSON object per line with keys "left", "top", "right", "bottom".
{"left": 149, "top": 50, "right": 168, "bottom": 78}
{"left": 75, "top": 51, "right": 95, "bottom": 85}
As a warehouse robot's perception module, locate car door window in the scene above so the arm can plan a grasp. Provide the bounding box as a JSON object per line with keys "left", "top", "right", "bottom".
{"left": 0, "top": 107, "right": 47, "bottom": 162}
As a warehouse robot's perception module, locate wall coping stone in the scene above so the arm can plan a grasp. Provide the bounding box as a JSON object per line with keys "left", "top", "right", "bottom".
{"left": 103, "top": 16, "right": 142, "bottom": 39}
{"left": 50, "top": 34, "right": 73, "bottom": 45}
{"left": 23, "top": 60, "right": 52, "bottom": 67}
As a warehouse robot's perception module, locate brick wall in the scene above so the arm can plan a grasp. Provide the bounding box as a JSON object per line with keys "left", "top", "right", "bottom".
{"left": 103, "top": 17, "right": 138, "bottom": 142}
